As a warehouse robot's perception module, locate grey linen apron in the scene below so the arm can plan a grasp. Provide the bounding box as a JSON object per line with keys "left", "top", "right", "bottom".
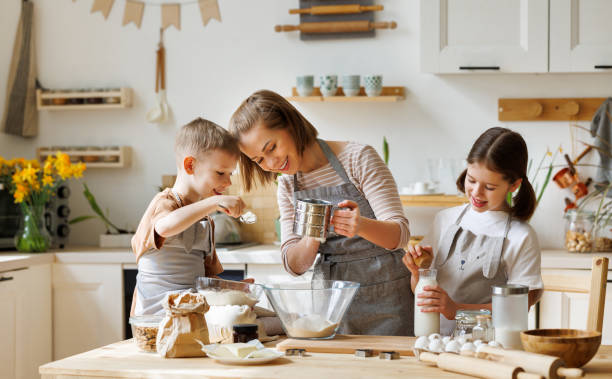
{"left": 434, "top": 204, "right": 511, "bottom": 335}
{"left": 135, "top": 189, "right": 213, "bottom": 315}
{"left": 292, "top": 140, "right": 414, "bottom": 336}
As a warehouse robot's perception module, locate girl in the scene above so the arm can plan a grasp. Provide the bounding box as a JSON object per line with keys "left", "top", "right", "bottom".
{"left": 229, "top": 90, "right": 413, "bottom": 336}
{"left": 403, "top": 127, "right": 543, "bottom": 335}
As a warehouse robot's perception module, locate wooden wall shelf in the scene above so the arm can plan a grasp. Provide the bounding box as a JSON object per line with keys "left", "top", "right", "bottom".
{"left": 36, "top": 88, "right": 132, "bottom": 110}
{"left": 401, "top": 194, "right": 468, "bottom": 207}
{"left": 37, "top": 146, "right": 131, "bottom": 168}
{"left": 498, "top": 98, "right": 607, "bottom": 121}
{"left": 287, "top": 86, "right": 405, "bottom": 102}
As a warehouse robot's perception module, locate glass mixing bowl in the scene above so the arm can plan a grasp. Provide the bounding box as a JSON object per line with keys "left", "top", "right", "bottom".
{"left": 263, "top": 280, "right": 360, "bottom": 340}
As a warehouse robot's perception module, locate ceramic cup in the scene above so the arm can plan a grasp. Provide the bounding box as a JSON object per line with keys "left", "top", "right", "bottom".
{"left": 363, "top": 75, "right": 383, "bottom": 97}
{"left": 342, "top": 75, "right": 360, "bottom": 97}
{"left": 319, "top": 75, "right": 338, "bottom": 97}
{"left": 296, "top": 75, "right": 314, "bottom": 97}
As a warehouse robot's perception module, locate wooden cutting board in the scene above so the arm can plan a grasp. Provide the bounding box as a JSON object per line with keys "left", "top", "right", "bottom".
{"left": 276, "top": 335, "right": 416, "bottom": 356}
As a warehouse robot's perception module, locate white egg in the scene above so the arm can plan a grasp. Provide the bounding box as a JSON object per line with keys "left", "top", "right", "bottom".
{"left": 428, "top": 339, "right": 445, "bottom": 353}
{"left": 455, "top": 336, "right": 467, "bottom": 345}
{"left": 442, "top": 336, "right": 452, "bottom": 345}
{"left": 461, "top": 342, "right": 476, "bottom": 352}
{"left": 428, "top": 333, "right": 441, "bottom": 341}
{"left": 415, "top": 336, "right": 430, "bottom": 350}
{"left": 488, "top": 340, "right": 503, "bottom": 348}
{"left": 473, "top": 339, "right": 484, "bottom": 347}
{"left": 444, "top": 340, "right": 461, "bottom": 354}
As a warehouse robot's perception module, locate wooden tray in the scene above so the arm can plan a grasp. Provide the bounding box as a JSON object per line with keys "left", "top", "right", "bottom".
{"left": 276, "top": 335, "right": 416, "bottom": 356}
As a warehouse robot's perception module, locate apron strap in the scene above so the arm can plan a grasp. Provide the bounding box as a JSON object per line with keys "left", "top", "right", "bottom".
{"left": 292, "top": 139, "right": 352, "bottom": 192}
{"left": 435, "top": 204, "right": 470, "bottom": 266}
{"left": 455, "top": 203, "right": 471, "bottom": 224}
{"left": 482, "top": 211, "right": 513, "bottom": 279}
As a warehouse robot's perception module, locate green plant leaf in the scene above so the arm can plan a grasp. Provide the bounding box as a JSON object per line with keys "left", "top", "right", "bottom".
{"left": 82, "top": 183, "right": 127, "bottom": 233}
{"left": 68, "top": 215, "right": 97, "bottom": 224}
{"left": 383, "top": 136, "right": 389, "bottom": 165}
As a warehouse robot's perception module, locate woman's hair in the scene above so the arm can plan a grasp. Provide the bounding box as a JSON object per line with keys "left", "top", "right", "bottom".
{"left": 175, "top": 117, "right": 239, "bottom": 158}
{"left": 456, "top": 127, "right": 537, "bottom": 221}
{"left": 229, "top": 90, "right": 318, "bottom": 191}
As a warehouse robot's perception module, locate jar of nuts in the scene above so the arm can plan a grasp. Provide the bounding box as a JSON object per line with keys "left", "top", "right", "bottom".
{"left": 564, "top": 210, "right": 594, "bottom": 253}
{"left": 129, "top": 314, "right": 163, "bottom": 352}
{"left": 593, "top": 220, "right": 612, "bottom": 252}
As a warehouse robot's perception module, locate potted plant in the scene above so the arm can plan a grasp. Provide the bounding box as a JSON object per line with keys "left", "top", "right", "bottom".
{"left": 70, "top": 183, "right": 134, "bottom": 247}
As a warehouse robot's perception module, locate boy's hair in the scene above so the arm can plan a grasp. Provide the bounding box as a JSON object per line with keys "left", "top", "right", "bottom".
{"left": 456, "top": 127, "right": 537, "bottom": 221}
{"left": 229, "top": 90, "right": 318, "bottom": 192}
{"left": 175, "top": 117, "right": 239, "bottom": 158}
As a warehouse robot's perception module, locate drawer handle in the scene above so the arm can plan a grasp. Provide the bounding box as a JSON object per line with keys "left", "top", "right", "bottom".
{"left": 594, "top": 65, "right": 612, "bottom": 69}
{"left": 459, "top": 66, "right": 500, "bottom": 70}
{"left": 0, "top": 276, "right": 14, "bottom": 282}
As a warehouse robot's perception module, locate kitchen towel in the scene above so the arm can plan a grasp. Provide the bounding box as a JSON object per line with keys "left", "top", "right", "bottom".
{"left": 590, "top": 97, "right": 612, "bottom": 185}
{"left": 2, "top": 0, "right": 38, "bottom": 138}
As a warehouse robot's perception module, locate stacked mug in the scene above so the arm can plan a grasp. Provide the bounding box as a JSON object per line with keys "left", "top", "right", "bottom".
{"left": 296, "top": 74, "right": 384, "bottom": 97}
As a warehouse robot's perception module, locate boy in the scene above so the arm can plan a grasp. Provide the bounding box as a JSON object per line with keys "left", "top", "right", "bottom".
{"left": 131, "top": 118, "right": 246, "bottom": 315}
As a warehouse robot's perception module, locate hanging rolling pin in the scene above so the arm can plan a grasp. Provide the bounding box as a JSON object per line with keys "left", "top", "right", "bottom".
{"left": 289, "top": 4, "right": 383, "bottom": 15}
{"left": 274, "top": 20, "right": 397, "bottom": 34}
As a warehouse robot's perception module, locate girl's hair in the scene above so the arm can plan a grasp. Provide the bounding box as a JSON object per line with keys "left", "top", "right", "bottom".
{"left": 456, "top": 127, "right": 537, "bottom": 221}
{"left": 229, "top": 90, "right": 318, "bottom": 192}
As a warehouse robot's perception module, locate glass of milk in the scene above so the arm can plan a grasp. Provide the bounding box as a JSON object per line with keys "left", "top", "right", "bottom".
{"left": 491, "top": 284, "right": 529, "bottom": 349}
{"left": 414, "top": 268, "right": 440, "bottom": 336}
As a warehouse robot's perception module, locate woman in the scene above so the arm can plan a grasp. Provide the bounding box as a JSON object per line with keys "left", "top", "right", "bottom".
{"left": 229, "top": 90, "right": 413, "bottom": 336}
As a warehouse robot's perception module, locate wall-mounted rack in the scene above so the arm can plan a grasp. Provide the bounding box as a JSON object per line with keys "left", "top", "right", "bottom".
{"left": 37, "top": 146, "right": 131, "bottom": 168}
{"left": 498, "top": 98, "right": 608, "bottom": 121}
{"left": 287, "top": 86, "right": 405, "bottom": 102}
{"left": 36, "top": 88, "right": 132, "bottom": 111}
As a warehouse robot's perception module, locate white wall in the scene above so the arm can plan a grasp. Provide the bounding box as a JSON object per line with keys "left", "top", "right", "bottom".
{"left": 0, "top": 0, "right": 609, "bottom": 248}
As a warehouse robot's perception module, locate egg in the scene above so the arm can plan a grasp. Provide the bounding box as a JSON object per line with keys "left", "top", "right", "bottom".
{"left": 428, "top": 333, "right": 441, "bottom": 341}
{"left": 455, "top": 336, "right": 467, "bottom": 345}
{"left": 444, "top": 340, "right": 461, "bottom": 354}
{"left": 442, "top": 336, "right": 452, "bottom": 345}
{"left": 473, "top": 339, "right": 484, "bottom": 347}
{"left": 415, "top": 336, "right": 430, "bottom": 350}
{"left": 460, "top": 342, "right": 476, "bottom": 355}
{"left": 475, "top": 344, "right": 488, "bottom": 358}
{"left": 488, "top": 340, "right": 503, "bottom": 348}
{"left": 428, "top": 339, "right": 445, "bottom": 353}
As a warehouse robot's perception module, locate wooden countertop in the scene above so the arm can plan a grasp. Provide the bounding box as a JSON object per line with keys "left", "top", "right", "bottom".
{"left": 39, "top": 339, "right": 612, "bottom": 379}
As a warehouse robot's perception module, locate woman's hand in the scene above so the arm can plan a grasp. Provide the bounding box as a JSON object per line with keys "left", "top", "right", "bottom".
{"left": 331, "top": 200, "right": 361, "bottom": 237}
{"left": 402, "top": 244, "right": 432, "bottom": 277}
{"left": 417, "top": 285, "right": 458, "bottom": 321}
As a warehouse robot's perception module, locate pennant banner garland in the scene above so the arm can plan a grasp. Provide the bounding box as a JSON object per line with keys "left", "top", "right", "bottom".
{"left": 84, "top": 0, "right": 222, "bottom": 30}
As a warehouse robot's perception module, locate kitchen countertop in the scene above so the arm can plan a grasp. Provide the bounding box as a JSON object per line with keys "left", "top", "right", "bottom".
{"left": 2, "top": 247, "right": 611, "bottom": 272}
{"left": 39, "top": 339, "right": 612, "bottom": 379}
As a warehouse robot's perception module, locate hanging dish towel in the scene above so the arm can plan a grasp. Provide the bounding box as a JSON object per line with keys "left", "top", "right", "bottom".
{"left": 590, "top": 97, "right": 612, "bottom": 184}
{"left": 2, "top": 0, "right": 38, "bottom": 137}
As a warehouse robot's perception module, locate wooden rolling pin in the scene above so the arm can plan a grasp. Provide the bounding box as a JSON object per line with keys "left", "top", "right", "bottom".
{"left": 419, "top": 352, "right": 543, "bottom": 379}
{"left": 274, "top": 21, "right": 397, "bottom": 34}
{"left": 289, "top": 4, "right": 383, "bottom": 15}
{"left": 478, "top": 346, "right": 584, "bottom": 379}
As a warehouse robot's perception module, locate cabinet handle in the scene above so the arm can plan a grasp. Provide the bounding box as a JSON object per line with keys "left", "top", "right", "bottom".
{"left": 459, "top": 66, "right": 500, "bottom": 70}
{"left": 594, "top": 65, "right": 612, "bottom": 69}
{"left": 0, "top": 276, "right": 14, "bottom": 282}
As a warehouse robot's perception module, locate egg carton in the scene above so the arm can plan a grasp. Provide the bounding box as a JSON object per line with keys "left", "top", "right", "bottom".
{"left": 413, "top": 333, "right": 503, "bottom": 360}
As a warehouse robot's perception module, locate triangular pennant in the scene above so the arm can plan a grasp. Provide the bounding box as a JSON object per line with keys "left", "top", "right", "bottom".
{"left": 91, "top": 0, "right": 115, "bottom": 19}
{"left": 123, "top": 0, "right": 144, "bottom": 28}
{"left": 161, "top": 3, "right": 180, "bottom": 31}
{"left": 198, "top": 0, "right": 221, "bottom": 26}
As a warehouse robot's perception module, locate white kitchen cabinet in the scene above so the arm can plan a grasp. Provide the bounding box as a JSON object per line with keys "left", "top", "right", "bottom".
{"left": 550, "top": 0, "right": 612, "bottom": 72}
{"left": 0, "top": 264, "right": 52, "bottom": 379}
{"left": 420, "top": 0, "right": 549, "bottom": 73}
{"left": 538, "top": 269, "right": 612, "bottom": 345}
{"left": 53, "top": 263, "right": 123, "bottom": 360}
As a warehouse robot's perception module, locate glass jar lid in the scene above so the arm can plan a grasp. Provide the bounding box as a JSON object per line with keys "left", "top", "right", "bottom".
{"left": 491, "top": 284, "right": 529, "bottom": 296}
{"left": 564, "top": 209, "right": 595, "bottom": 221}
{"left": 455, "top": 309, "right": 491, "bottom": 323}
{"left": 129, "top": 314, "right": 163, "bottom": 327}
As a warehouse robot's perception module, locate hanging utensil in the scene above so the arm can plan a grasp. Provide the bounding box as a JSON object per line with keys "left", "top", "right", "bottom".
{"left": 146, "top": 28, "right": 166, "bottom": 124}
{"left": 158, "top": 31, "right": 169, "bottom": 122}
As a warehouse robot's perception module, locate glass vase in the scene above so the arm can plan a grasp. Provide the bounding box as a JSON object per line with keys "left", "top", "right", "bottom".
{"left": 15, "top": 204, "right": 51, "bottom": 252}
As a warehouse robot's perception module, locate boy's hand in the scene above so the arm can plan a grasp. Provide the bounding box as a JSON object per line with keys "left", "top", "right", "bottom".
{"left": 217, "top": 196, "right": 246, "bottom": 218}
{"left": 241, "top": 278, "right": 255, "bottom": 284}
{"left": 331, "top": 200, "right": 361, "bottom": 237}
{"left": 417, "top": 285, "right": 458, "bottom": 321}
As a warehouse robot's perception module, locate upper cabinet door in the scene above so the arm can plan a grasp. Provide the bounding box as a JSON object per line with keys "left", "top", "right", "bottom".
{"left": 421, "top": 0, "right": 549, "bottom": 73}
{"left": 550, "top": 0, "right": 612, "bottom": 72}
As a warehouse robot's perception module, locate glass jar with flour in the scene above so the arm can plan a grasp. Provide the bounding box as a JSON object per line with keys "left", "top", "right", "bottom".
{"left": 414, "top": 268, "right": 440, "bottom": 336}
{"left": 492, "top": 284, "right": 529, "bottom": 349}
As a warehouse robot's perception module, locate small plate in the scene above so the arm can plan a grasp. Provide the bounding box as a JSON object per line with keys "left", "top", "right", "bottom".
{"left": 208, "top": 353, "right": 283, "bottom": 365}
